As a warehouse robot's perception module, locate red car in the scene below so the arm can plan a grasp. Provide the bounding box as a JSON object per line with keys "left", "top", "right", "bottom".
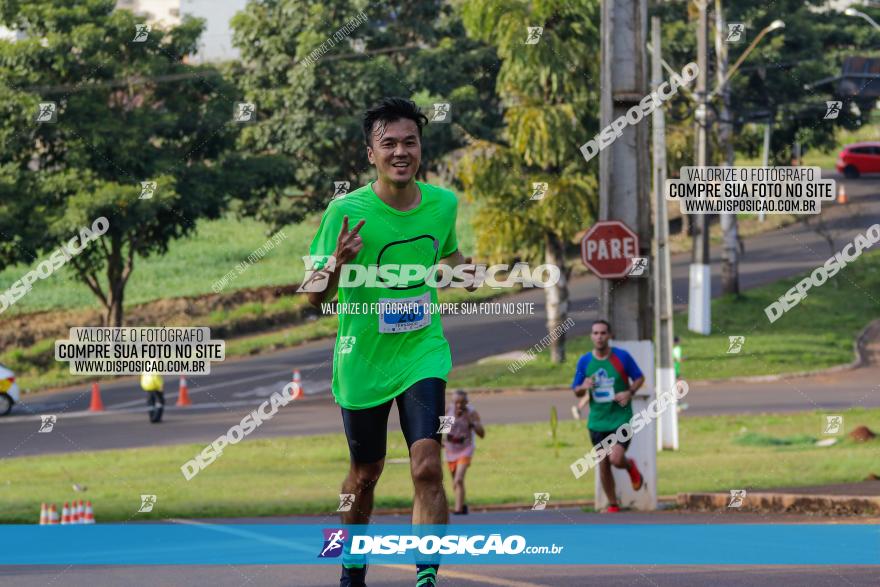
{"left": 836, "top": 142, "right": 880, "bottom": 178}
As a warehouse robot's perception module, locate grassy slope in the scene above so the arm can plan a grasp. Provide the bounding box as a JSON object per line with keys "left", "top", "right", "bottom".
{"left": 0, "top": 196, "right": 478, "bottom": 316}
{"left": 2, "top": 407, "right": 877, "bottom": 523}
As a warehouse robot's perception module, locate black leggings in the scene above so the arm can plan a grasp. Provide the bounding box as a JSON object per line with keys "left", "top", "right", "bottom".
{"left": 147, "top": 391, "right": 164, "bottom": 423}
{"left": 340, "top": 378, "right": 446, "bottom": 464}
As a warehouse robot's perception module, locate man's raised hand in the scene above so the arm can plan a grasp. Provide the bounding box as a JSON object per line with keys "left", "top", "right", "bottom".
{"left": 334, "top": 216, "right": 365, "bottom": 265}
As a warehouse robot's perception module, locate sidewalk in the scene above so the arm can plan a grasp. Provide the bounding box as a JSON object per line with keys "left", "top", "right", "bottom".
{"left": 284, "top": 481, "right": 880, "bottom": 519}
{"left": 678, "top": 479, "right": 880, "bottom": 516}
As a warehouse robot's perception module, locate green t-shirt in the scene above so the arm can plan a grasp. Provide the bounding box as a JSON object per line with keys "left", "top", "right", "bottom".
{"left": 585, "top": 357, "right": 631, "bottom": 430}
{"left": 308, "top": 181, "right": 459, "bottom": 410}
{"left": 571, "top": 349, "right": 643, "bottom": 431}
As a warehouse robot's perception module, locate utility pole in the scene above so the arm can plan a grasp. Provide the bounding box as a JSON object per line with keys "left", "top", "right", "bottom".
{"left": 651, "top": 16, "right": 678, "bottom": 450}
{"left": 598, "top": 0, "right": 652, "bottom": 341}
{"left": 597, "top": 0, "right": 655, "bottom": 510}
{"left": 715, "top": 0, "right": 740, "bottom": 295}
{"left": 688, "top": 0, "right": 711, "bottom": 334}
{"left": 759, "top": 116, "right": 773, "bottom": 222}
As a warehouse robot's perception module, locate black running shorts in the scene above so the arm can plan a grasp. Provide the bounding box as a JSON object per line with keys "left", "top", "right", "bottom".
{"left": 340, "top": 378, "right": 446, "bottom": 464}
{"left": 589, "top": 428, "right": 632, "bottom": 451}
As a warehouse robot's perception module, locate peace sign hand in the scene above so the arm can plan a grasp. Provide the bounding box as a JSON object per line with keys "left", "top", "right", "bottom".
{"left": 334, "top": 216, "right": 365, "bottom": 265}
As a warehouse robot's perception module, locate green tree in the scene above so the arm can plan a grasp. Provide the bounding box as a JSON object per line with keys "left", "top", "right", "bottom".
{"left": 229, "top": 0, "right": 502, "bottom": 227}
{"left": 655, "top": 0, "right": 877, "bottom": 166}
{"left": 0, "top": 0, "right": 291, "bottom": 325}
{"left": 654, "top": 0, "right": 878, "bottom": 296}
{"left": 457, "top": 0, "right": 600, "bottom": 363}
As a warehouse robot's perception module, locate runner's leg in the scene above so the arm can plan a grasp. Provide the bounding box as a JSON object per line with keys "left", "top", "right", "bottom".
{"left": 338, "top": 399, "right": 394, "bottom": 586}
{"left": 608, "top": 443, "right": 629, "bottom": 470}
{"left": 396, "top": 377, "right": 448, "bottom": 525}
{"left": 397, "top": 378, "right": 447, "bottom": 586}
{"left": 610, "top": 441, "right": 642, "bottom": 490}
{"left": 598, "top": 454, "right": 617, "bottom": 506}
{"left": 453, "top": 460, "right": 468, "bottom": 513}
{"left": 339, "top": 399, "right": 394, "bottom": 524}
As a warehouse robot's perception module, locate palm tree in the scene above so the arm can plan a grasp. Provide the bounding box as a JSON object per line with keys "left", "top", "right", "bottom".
{"left": 457, "top": 0, "right": 600, "bottom": 362}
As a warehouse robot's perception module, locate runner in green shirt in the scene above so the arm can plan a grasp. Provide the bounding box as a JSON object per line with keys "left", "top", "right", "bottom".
{"left": 305, "top": 97, "right": 476, "bottom": 587}
{"left": 572, "top": 320, "right": 646, "bottom": 513}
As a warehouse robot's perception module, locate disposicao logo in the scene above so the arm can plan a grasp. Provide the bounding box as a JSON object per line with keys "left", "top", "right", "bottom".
{"left": 319, "top": 528, "right": 348, "bottom": 558}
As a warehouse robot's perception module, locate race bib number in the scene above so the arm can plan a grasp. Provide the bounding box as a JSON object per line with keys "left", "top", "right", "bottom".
{"left": 592, "top": 386, "right": 614, "bottom": 403}
{"left": 591, "top": 368, "right": 616, "bottom": 403}
{"left": 378, "top": 292, "right": 431, "bottom": 333}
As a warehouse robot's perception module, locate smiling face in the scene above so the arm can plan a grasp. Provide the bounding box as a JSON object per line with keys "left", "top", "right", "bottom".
{"left": 366, "top": 117, "right": 421, "bottom": 188}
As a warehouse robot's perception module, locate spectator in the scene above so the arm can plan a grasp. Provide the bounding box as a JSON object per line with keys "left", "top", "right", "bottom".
{"left": 444, "top": 390, "right": 484, "bottom": 515}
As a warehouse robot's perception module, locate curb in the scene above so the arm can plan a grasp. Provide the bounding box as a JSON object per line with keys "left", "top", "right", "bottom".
{"left": 459, "top": 318, "right": 880, "bottom": 395}
{"left": 289, "top": 497, "right": 680, "bottom": 518}
{"left": 677, "top": 492, "right": 880, "bottom": 516}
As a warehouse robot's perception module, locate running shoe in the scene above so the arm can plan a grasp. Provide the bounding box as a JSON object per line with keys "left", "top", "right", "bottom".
{"left": 628, "top": 460, "right": 644, "bottom": 491}
{"left": 416, "top": 564, "right": 438, "bottom": 586}
{"left": 605, "top": 504, "right": 620, "bottom": 513}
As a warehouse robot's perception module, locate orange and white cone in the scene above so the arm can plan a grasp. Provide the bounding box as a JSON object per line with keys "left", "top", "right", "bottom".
{"left": 75, "top": 500, "right": 84, "bottom": 524}
{"left": 39, "top": 503, "right": 49, "bottom": 525}
{"left": 837, "top": 184, "right": 848, "bottom": 204}
{"left": 290, "top": 369, "right": 303, "bottom": 400}
{"left": 89, "top": 382, "right": 105, "bottom": 412}
{"left": 60, "top": 502, "right": 71, "bottom": 525}
{"left": 83, "top": 501, "right": 95, "bottom": 524}
{"left": 176, "top": 376, "right": 192, "bottom": 406}
{"left": 49, "top": 504, "right": 59, "bottom": 524}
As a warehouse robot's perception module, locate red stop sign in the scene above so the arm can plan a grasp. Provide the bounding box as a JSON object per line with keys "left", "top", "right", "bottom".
{"left": 581, "top": 221, "right": 640, "bottom": 278}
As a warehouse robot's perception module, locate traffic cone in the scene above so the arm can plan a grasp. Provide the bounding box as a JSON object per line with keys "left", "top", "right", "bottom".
{"left": 39, "top": 503, "right": 48, "bottom": 525}
{"left": 88, "top": 382, "right": 104, "bottom": 412}
{"left": 290, "top": 369, "right": 303, "bottom": 400}
{"left": 75, "top": 500, "right": 84, "bottom": 524}
{"left": 83, "top": 501, "right": 95, "bottom": 524}
{"left": 60, "top": 502, "right": 70, "bottom": 525}
{"left": 49, "top": 504, "right": 59, "bottom": 524}
{"left": 837, "top": 184, "right": 848, "bottom": 204}
{"left": 176, "top": 376, "right": 192, "bottom": 406}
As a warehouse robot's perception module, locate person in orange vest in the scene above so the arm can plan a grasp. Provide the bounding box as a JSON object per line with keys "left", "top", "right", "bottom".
{"left": 141, "top": 370, "right": 164, "bottom": 423}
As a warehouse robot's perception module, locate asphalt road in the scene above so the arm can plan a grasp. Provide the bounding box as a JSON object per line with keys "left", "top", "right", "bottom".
{"left": 6, "top": 564, "right": 876, "bottom": 587}
{"left": 2, "top": 173, "right": 879, "bottom": 457}
{"left": 3, "top": 510, "right": 878, "bottom": 586}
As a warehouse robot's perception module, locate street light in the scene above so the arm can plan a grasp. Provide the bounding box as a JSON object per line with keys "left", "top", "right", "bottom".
{"left": 706, "top": 19, "right": 785, "bottom": 223}
{"left": 845, "top": 7, "right": 880, "bottom": 32}
{"left": 710, "top": 20, "right": 785, "bottom": 99}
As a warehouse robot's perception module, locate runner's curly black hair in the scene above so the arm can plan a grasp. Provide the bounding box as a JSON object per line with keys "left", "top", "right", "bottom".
{"left": 362, "top": 97, "right": 429, "bottom": 147}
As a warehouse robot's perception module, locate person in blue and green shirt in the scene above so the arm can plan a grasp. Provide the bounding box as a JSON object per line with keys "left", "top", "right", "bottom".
{"left": 571, "top": 319, "right": 646, "bottom": 512}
